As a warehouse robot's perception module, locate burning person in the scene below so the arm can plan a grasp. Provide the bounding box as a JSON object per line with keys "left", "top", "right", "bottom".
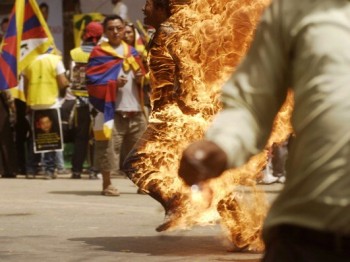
{"left": 124, "top": 0, "right": 292, "bottom": 251}
{"left": 124, "top": 0, "right": 196, "bottom": 221}
{"left": 179, "top": 0, "right": 350, "bottom": 259}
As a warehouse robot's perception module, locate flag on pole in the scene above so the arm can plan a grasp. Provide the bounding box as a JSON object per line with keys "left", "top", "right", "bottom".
{"left": 0, "top": 2, "right": 21, "bottom": 91}
{"left": 0, "top": 0, "right": 56, "bottom": 100}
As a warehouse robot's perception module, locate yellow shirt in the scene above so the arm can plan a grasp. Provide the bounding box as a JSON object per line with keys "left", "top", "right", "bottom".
{"left": 25, "top": 54, "right": 63, "bottom": 107}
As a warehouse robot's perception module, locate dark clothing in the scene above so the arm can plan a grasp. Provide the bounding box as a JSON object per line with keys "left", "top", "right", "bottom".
{"left": 263, "top": 225, "right": 350, "bottom": 261}
{"left": 14, "top": 99, "right": 30, "bottom": 174}
{"left": 0, "top": 92, "right": 17, "bottom": 177}
{"left": 71, "top": 103, "right": 91, "bottom": 173}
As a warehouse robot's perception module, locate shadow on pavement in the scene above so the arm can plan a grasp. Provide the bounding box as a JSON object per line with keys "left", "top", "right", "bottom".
{"left": 70, "top": 235, "right": 262, "bottom": 259}
{"left": 49, "top": 191, "right": 101, "bottom": 196}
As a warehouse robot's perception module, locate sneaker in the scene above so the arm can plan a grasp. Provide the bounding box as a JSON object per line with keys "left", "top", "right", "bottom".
{"left": 44, "top": 172, "right": 57, "bottom": 180}
{"left": 89, "top": 173, "right": 100, "bottom": 180}
{"left": 71, "top": 173, "right": 81, "bottom": 179}
{"left": 56, "top": 169, "right": 71, "bottom": 175}
{"left": 277, "top": 176, "right": 286, "bottom": 183}
{"left": 101, "top": 185, "right": 120, "bottom": 196}
{"left": 258, "top": 172, "right": 279, "bottom": 185}
{"left": 26, "top": 173, "right": 36, "bottom": 179}
{"left": 2, "top": 173, "right": 17, "bottom": 178}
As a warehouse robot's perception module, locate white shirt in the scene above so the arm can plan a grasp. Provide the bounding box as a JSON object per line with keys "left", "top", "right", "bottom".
{"left": 114, "top": 44, "right": 141, "bottom": 112}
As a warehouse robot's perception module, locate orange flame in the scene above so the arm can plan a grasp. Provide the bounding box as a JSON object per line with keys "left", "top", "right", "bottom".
{"left": 126, "top": 0, "right": 294, "bottom": 252}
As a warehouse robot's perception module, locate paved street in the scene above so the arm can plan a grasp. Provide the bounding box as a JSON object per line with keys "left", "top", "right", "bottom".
{"left": 0, "top": 175, "right": 282, "bottom": 262}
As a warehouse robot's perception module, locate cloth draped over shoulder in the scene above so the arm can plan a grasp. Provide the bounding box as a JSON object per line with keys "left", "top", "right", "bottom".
{"left": 86, "top": 41, "right": 143, "bottom": 140}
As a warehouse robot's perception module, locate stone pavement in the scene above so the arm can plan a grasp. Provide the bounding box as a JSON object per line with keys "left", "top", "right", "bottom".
{"left": 0, "top": 174, "right": 283, "bottom": 262}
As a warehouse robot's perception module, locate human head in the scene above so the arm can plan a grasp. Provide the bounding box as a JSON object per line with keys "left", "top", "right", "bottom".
{"left": 83, "top": 21, "right": 103, "bottom": 44}
{"left": 124, "top": 23, "right": 136, "bottom": 46}
{"left": 1, "top": 18, "right": 9, "bottom": 34}
{"left": 111, "top": 0, "right": 122, "bottom": 4}
{"left": 37, "top": 115, "right": 53, "bottom": 133}
{"left": 39, "top": 2, "right": 49, "bottom": 21}
{"left": 103, "top": 15, "right": 125, "bottom": 47}
{"left": 142, "top": 0, "right": 171, "bottom": 29}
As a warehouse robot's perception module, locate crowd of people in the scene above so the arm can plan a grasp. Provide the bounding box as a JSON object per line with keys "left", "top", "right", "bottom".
{"left": 0, "top": 0, "right": 287, "bottom": 191}
{"left": 0, "top": 1, "right": 153, "bottom": 196}
{"left": 2, "top": 0, "right": 349, "bottom": 260}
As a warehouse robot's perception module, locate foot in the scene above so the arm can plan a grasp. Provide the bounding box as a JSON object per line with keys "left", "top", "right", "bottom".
{"left": 56, "top": 169, "right": 71, "bottom": 175}
{"left": 89, "top": 173, "right": 100, "bottom": 180}
{"left": 277, "top": 176, "right": 286, "bottom": 183}
{"left": 44, "top": 172, "right": 57, "bottom": 180}
{"left": 71, "top": 173, "right": 81, "bottom": 179}
{"left": 2, "top": 173, "right": 16, "bottom": 178}
{"left": 101, "top": 185, "right": 120, "bottom": 196}
{"left": 137, "top": 188, "right": 147, "bottom": 195}
{"left": 258, "top": 172, "right": 278, "bottom": 185}
{"left": 26, "top": 173, "right": 36, "bottom": 179}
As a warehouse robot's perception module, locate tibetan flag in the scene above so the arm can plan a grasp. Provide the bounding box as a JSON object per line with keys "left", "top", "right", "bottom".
{"left": 0, "top": 0, "right": 56, "bottom": 99}
{"left": 20, "top": 0, "right": 56, "bottom": 72}
{"left": 86, "top": 41, "right": 143, "bottom": 140}
{"left": 0, "top": 2, "right": 21, "bottom": 91}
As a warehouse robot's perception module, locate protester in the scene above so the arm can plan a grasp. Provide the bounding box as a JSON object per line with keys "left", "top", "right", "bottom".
{"left": 111, "top": 0, "right": 129, "bottom": 22}
{"left": 0, "top": 90, "right": 17, "bottom": 178}
{"left": 67, "top": 21, "right": 104, "bottom": 179}
{"left": 86, "top": 15, "right": 146, "bottom": 196}
{"left": 179, "top": 0, "right": 350, "bottom": 260}
{"left": 23, "top": 52, "right": 69, "bottom": 179}
{"left": 123, "top": 0, "right": 193, "bottom": 203}
{"left": 0, "top": 17, "right": 9, "bottom": 42}
{"left": 123, "top": 23, "right": 151, "bottom": 120}
{"left": 39, "top": 2, "right": 49, "bottom": 22}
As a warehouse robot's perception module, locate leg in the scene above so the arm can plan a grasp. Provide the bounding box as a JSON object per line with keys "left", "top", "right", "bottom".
{"left": 94, "top": 135, "right": 119, "bottom": 196}
{"left": 71, "top": 105, "right": 90, "bottom": 177}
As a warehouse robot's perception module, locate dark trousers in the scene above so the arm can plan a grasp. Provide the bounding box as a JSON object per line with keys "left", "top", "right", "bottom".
{"left": 14, "top": 99, "right": 30, "bottom": 174}
{"left": 0, "top": 96, "right": 16, "bottom": 177}
{"left": 263, "top": 225, "right": 350, "bottom": 262}
{"left": 71, "top": 105, "right": 91, "bottom": 173}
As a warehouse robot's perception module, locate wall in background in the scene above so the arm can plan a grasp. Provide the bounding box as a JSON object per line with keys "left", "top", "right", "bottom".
{"left": 80, "top": 0, "right": 145, "bottom": 23}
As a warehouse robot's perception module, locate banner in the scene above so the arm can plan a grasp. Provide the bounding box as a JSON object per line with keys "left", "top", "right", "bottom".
{"left": 32, "top": 108, "right": 63, "bottom": 153}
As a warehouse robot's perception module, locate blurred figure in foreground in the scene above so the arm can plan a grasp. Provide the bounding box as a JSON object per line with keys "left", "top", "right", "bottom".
{"left": 179, "top": 0, "right": 350, "bottom": 261}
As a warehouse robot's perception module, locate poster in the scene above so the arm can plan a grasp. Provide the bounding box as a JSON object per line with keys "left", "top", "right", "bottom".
{"left": 32, "top": 108, "right": 63, "bottom": 153}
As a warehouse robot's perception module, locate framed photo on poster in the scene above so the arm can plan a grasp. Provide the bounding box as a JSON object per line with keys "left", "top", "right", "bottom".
{"left": 32, "top": 108, "right": 63, "bottom": 153}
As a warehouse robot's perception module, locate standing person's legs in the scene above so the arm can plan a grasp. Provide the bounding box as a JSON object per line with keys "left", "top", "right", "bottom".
{"left": 14, "top": 99, "right": 29, "bottom": 175}
{"left": 71, "top": 105, "right": 91, "bottom": 178}
{"left": 25, "top": 111, "right": 42, "bottom": 178}
{"left": 42, "top": 151, "right": 57, "bottom": 179}
{"left": 94, "top": 131, "right": 119, "bottom": 196}
{"left": 0, "top": 95, "right": 16, "bottom": 178}
{"left": 55, "top": 151, "right": 67, "bottom": 174}
{"left": 120, "top": 113, "right": 147, "bottom": 168}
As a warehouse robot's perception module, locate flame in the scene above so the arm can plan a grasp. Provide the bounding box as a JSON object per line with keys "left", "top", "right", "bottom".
{"left": 125, "top": 0, "right": 294, "bottom": 252}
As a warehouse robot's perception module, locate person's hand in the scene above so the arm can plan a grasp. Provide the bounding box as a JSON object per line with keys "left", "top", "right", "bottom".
{"left": 178, "top": 140, "right": 228, "bottom": 186}
{"left": 117, "top": 75, "right": 128, "bottom": 88}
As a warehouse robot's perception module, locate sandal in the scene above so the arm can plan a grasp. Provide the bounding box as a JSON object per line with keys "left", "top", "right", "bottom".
{"left": 101, "top": 185, "right": 120, "bottom": 196}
